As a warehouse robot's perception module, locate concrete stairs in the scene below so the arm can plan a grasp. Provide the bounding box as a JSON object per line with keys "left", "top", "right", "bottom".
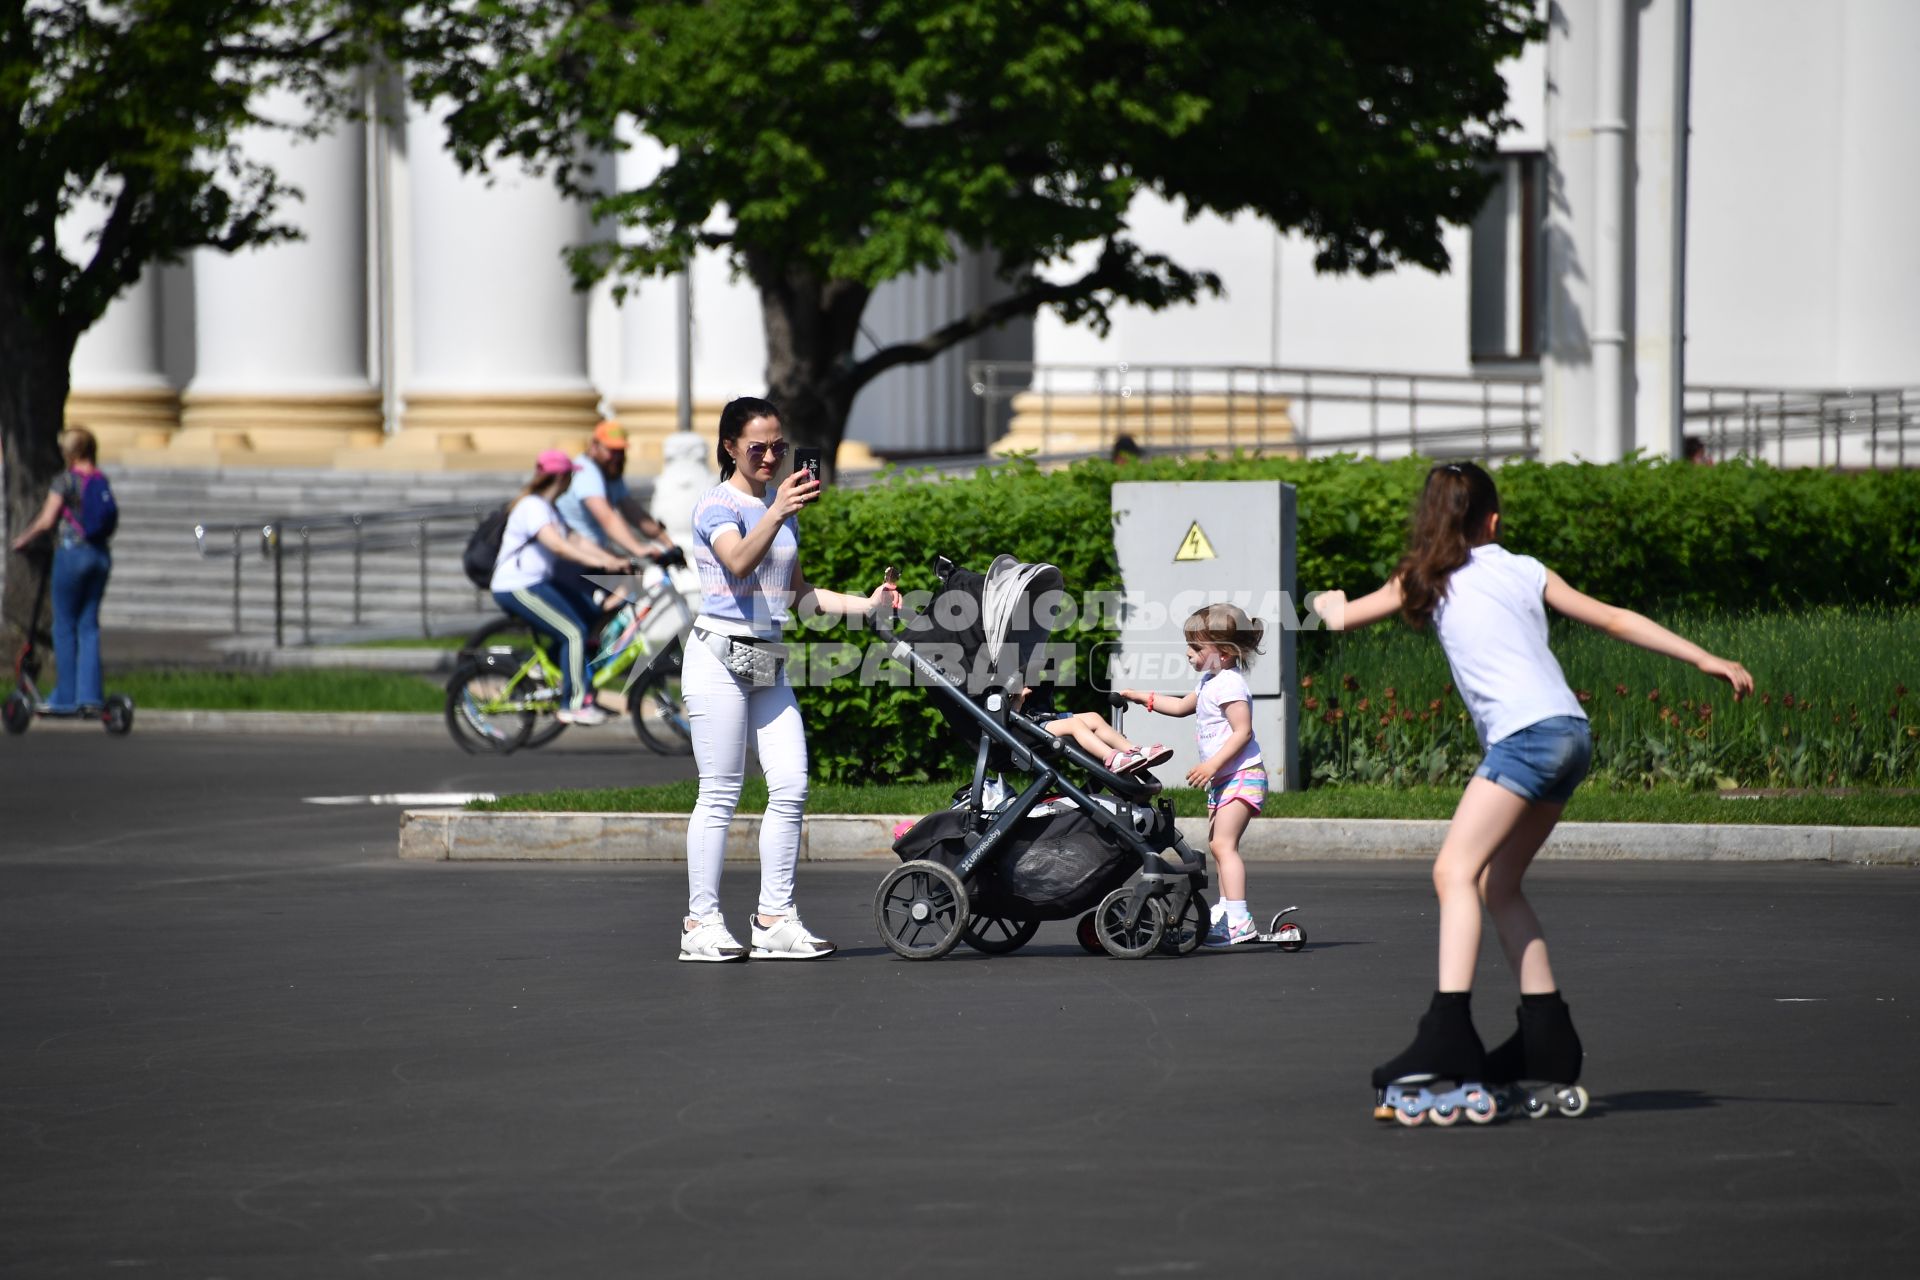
{"left": 11, "top": 468, "right": 524, "bottom": 642}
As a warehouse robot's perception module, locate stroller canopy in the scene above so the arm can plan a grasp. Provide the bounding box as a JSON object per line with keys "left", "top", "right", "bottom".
{"left": 906, "top": 554, "right": 1066, "bottom": 698}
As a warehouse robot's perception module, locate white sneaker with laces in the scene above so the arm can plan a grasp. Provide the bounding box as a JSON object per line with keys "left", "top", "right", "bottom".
{"left": 557, "top": 703, "right": 614, "bottom": 726}
{"left": 750, "top": 913, "right": 836, "bottom": 960}
{"left": 679, "top": 916, "right": 747, "bottom": 962}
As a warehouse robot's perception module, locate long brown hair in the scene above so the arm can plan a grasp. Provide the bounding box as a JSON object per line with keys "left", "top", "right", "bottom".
{"left": 1395, "top": 461, "right": 1500, "bottom": 628}
{"left": 1184, "top": 603, "right": 1266, "bottom": 670}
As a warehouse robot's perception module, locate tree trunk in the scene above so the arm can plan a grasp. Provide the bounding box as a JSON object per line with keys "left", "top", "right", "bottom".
{"left": 0, "top": 295, "right": 75, "bottom": 652}
{"left": 751, "top": 256, "right": 868, "bottom": 475}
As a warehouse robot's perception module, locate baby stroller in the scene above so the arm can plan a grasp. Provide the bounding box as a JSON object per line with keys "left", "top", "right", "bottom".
{"left": 874, "top": 555, "right": 1210, "bottom": 959}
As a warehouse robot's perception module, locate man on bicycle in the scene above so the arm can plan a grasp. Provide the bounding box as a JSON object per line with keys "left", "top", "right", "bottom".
{"left": 556, "top": 420, "right": 675, "bottom": 563}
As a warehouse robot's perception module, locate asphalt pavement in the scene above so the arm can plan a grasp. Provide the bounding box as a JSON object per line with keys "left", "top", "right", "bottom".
{"left": 3, "top": 733, "right": 1917, "bottom": 1278}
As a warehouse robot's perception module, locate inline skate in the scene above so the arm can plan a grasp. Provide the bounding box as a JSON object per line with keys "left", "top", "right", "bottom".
{"left": 1485, "top": 991, "right": 1590, "bottom": 1119}
{"left": 1371, "top": 991, "right": 1498, "bottom": 1127}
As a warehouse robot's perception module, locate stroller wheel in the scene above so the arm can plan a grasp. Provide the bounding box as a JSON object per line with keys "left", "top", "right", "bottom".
{"left": 874, "top": 860, "right": 969, "bottom": 960}
{"left": 961, "top": 915, "right": 1040, "bottom": 956}
{"left": 1075, "top": 912, "right": 1104, "bottom": 956}
{"left": 1159, "top": 890, "right": 1210, "bottom": 956}
{"left": 1093, "top": 887, "right": 1169, "bottom": 959}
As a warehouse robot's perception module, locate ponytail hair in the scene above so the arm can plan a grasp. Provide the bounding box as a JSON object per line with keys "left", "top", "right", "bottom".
{"left": 716, "top": 396, "right": 781, "bottom": 480}
{"left": 1395, "top": 461, "right": 1500, "bottom": 628}
{"left": 1184, "top": 603, "right": 1267, "bottom": 670}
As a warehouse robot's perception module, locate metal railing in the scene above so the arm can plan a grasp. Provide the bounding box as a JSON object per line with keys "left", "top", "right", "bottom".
{"left": 967, "top": 362, "right": 1919, "bottom": 468}
{"left": 194, "top": 503, "right": 491, "bottom": 646}
{"left": 968, "top": 362, "right": 1543, "bottom": 461}
{"left": 1684, "top": 385, "right": 1918, "bottom": 468}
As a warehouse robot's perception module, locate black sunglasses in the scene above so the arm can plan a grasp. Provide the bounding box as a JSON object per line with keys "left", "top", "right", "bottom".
{"left": 743, "top": 441, "right": 789, "bottom": 462}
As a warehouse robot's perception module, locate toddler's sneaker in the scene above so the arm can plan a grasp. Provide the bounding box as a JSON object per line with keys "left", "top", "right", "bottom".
{"left": 1135, "top": 743, "right": 1174, "bottom": 770}
{"left": 1204, "top": 914, "right": 1260, "bottom": 948}
{"left": 750, "top": 913, "right": 836, "bottom": 960}
{"left": 557, "top": 703, "right": 614, "bottom": 726}
{"left": 679, "top": 916, "right": 747, "bottom": 962}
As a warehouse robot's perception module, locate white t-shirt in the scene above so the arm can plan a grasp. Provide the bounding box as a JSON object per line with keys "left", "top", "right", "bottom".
{"left": 1431, "top": 543, "right": 1587, "bottom": 747}
{"left": 489, "top": 495, "right": 563, "bottom": 593}
{"left": 1196, "top": 667, "right": 1263, "bottom": 775}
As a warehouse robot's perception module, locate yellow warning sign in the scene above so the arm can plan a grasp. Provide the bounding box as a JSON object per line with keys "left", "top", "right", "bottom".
{"left": 1174, "top": 521, "right": 1217, "bottom": 562}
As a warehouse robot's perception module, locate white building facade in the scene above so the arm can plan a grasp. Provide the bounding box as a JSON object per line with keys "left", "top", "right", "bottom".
{"left": 67, "top": 0, "right": 1920, "bottom": 471}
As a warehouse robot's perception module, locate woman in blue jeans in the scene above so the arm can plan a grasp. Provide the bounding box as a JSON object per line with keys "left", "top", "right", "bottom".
{"left": 10, "top": 428, "right": 114, "bottom": 714}
{"left": 489, "top": 450, "right": 630, "bottom": 725}
{"left": 1314, "top": 461, "right": 1753, "bottom": 1123}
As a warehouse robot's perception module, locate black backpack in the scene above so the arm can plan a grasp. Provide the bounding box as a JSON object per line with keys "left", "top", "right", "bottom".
{"left": 462, "top": 505, "right": 510, "bottom": 589}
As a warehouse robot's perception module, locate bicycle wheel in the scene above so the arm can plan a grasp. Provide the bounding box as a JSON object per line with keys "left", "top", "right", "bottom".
{"left": 445, "top": 657, "right": 542, "bottom": 754}
{"left": 463, "top": 615, "right": 568, "bottom": 751}
{"left": 630, "top": 644, "right": 692, "bottom": 755}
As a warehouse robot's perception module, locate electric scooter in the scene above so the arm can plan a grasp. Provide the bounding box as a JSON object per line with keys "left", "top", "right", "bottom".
{"left": 2, "top": 553, "right": 133, "bottom": 736}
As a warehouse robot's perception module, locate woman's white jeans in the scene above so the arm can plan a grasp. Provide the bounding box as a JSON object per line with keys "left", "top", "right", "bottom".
{"left": 682, "top": 632, "right": 809, "bottom": 920}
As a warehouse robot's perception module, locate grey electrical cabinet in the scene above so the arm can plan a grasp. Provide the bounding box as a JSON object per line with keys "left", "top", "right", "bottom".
{"left": 1108, "top": 481, "right": 1300, "bottom": 791}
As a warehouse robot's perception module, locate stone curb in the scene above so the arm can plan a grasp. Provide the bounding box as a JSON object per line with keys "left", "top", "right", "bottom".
{"left": 398, "top": 810, "right": 1920, "bottom": 865}
{"left": 28, "top": 710, "right": 449, "bottom": 737}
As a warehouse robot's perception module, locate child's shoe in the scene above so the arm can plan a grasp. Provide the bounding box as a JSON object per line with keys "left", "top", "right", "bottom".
{"left": 1204, "top": 914, "right": 1260, "bottom": 948}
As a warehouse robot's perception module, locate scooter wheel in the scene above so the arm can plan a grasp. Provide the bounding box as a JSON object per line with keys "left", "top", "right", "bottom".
{"left": 2, "top": 690, "right": 32, "bottom": 736}
{"left": 103, "top": 694, "right": 135, "bottom": 736}
{"left": 1075, "top": 912, "right": 1104, "bottom": 956}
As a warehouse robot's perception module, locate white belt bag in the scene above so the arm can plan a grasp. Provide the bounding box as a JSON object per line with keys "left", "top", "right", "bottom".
{"left": 694, "top": 623, "right": 786, "bottom": 687}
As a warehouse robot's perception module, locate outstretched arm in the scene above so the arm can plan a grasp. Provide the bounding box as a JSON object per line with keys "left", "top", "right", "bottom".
{"left": 1117, "top": 689, "right": 1197, "bottom": 717}
{"left": 1543, "top": 571, "right": 1754, "bottom": 699}
{"left": 1310, "top": 578, "right": 1404, "bottom": 631}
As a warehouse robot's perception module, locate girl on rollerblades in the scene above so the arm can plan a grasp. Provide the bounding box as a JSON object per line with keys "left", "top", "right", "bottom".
{"left": 1313, "top": 462, "right": 1753, "bottom": 1126}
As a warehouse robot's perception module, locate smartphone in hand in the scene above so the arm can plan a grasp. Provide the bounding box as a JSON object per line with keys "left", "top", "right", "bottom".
{"left": 794, "top": 447, "right": 824, "bottom": 487}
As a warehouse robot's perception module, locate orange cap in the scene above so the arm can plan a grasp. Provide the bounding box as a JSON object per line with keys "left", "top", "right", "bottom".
{"left": 592, "top": 420, "right": 628, "bottom": 450}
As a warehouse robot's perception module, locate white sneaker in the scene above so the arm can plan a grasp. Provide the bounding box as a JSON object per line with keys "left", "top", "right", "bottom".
{"left": 557, "top": 704, "right": 614, "bottom": 726}
{"left": 750, "top": 913, "right": 836, "bottom": 960}
{"left": 679, "top": 916, "right": 747, "bottom": 962}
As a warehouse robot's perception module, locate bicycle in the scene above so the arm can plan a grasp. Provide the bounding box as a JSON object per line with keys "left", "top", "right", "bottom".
{"left": 445, "top": 547, "right": 694, "bottom": 755}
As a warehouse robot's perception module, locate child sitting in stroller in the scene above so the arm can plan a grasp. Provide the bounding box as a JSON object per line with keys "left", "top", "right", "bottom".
{"left": 1015, "top": 685, "right": 1172, "bottom": 776}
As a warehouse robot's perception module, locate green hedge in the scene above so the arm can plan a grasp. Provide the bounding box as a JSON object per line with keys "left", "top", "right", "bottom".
{"left": 792, "top": 454, "right": 1920, "bottom": 783}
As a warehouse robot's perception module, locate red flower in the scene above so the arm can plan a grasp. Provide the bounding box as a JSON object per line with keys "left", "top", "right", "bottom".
{"left": 1384, "top": 686, "right": 1398, "bottom": 702}
{"left": 1647, "top": 688, "right": 1661, "bottom": 703}
{"left": 1615, "top": 684, "right": 1630, "bottom": 698}
{"left": 1300, "top": 675, "right": 1314, "bottom": 690}
{"left": 1379, "top": 713, "right": 1393, "bottom": 727}
{"left": 1304, "top": 696, "right": 1320, "bottom": 711}
{"left": 1428, "top": 699, "right": 1442, "bottom": 712}
{"left": 1356, "top": 697, "right": 1371, "bottom": 712}
{"left": 1342, "top": 673, "right": 1359, "bottom": 692}
{"left": 1782, "top": 694, "right": 1795, "bottom": 709}
{"left": 1402, "top": 709, "right": 1415, "bottom": 722}
{"left": 1443, "top": 682, "right": 1455, "bottom": 696}
{"left": 1576, "top": 689, "right": 1593, "bottom": 703}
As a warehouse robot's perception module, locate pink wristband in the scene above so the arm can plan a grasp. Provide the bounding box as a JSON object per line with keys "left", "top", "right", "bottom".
{"left": 1146, "top": 693, "right": 1156, "bottom": 714}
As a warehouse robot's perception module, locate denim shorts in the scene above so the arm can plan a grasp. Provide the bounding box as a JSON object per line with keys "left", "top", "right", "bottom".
{"left": 1475, "top": 716, "right": 1592, "bottom": 804}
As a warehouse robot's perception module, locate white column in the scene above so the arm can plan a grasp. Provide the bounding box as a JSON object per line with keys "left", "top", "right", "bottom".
{"left": 178, "top": 94, "right": 378, "bottom": 462}
{"left": 1632, "top": 0, "right": 1689, "bottom": 459}
{"left": 1588, "top": 0, "right": 1630, "bottom": 464}
{"left": 1544, "top": 0, "right": 1602, "bottom": 462}
{"left": 66, "top": 270, "right": 179, "bottom": 458}
{"left": 1834, "top": 0, "right": 1920, "bottom": 388}
{"left": 399, "top": 103, "right": 598, "bottom": 462}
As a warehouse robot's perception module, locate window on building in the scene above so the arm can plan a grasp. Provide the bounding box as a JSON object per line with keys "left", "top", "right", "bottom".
{"left": 1468, "top": 152, "right": 1544, "bottom": 364}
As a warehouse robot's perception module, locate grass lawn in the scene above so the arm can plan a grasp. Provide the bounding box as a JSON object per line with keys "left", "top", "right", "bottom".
{"left": 471, "top": 779, "right": 1920, "bottom": 827}
{"left": 110, "top": 669, "right": 444, "bottom": 713}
